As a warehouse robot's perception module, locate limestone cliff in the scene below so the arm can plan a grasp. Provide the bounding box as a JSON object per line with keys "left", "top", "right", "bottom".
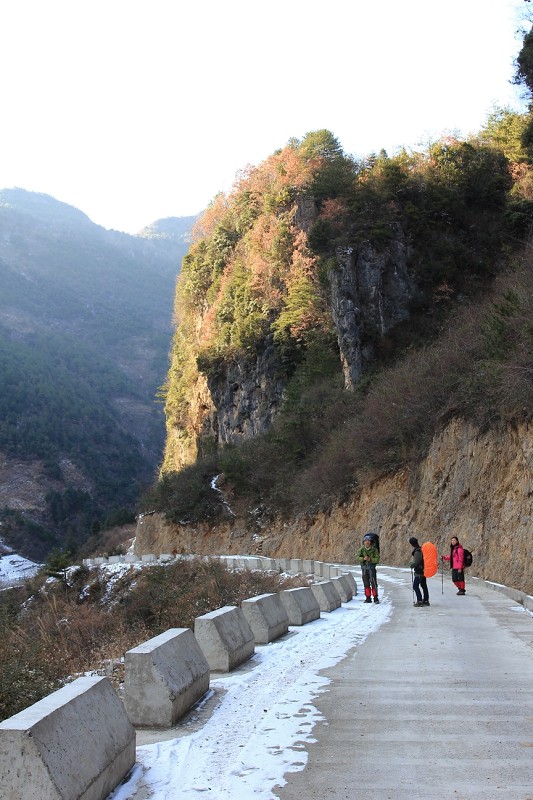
{"left": 331, "top": 224, "right": 414, "bottom": 388}
{"left": 163, "top": 219, "right": 416, "bottom": 470}
{"left": 161, "top": 132, "right": 441, "bottom": 473}
{"left": 137, "top": 418, "right": 533, "bottom": 596}
{"left": 202, "top": 334, "right": 288, "bottom": 446}
{"left": 162, "top": 133, "right": 513, "bottom": 477}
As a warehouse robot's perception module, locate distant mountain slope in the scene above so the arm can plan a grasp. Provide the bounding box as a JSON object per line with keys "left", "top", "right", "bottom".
{"left": 0, "top": 188, "right": 196, "bottom": 559}
{"left": 138, "top": 215, "right": 198, "bottom": 244}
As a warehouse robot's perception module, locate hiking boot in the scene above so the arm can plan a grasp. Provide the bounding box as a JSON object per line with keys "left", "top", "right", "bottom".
{"left": 422, "top": 600, "right": 430, "bottom": 606}
{"left": 413, "top": 601, "right": 424, "bottom": 607}
{"left": 364, "top": 597, "right": 372, "bottom": 603}
{"left": 457, "top": 589, "right": 466, "bottom": 595}
{"left": 373, "top": 597, "right": 380, "bottom": 604}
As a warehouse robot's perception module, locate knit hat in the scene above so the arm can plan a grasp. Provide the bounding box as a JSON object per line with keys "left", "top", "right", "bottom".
{"left": 409, "top": 536, "right": 419, "bottom": 547}
{"left": 363, "top": 534, "right": 373, "bottom": 542}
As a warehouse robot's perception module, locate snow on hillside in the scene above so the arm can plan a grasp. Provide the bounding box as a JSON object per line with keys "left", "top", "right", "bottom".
{"left": 0, "top": 539, "right": 41, "bottom": 584}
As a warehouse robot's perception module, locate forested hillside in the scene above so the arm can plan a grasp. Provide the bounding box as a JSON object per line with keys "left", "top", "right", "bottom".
{"left": 146, "top": 26, "right": 533, "bottom": 534}
{"left": 0, "top": 189, "right": 196, "bottom": 559}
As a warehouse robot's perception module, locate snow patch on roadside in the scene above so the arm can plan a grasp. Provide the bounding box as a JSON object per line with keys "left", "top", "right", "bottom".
{"left": 109, "top": 591, "right": 391, "bottom": 800}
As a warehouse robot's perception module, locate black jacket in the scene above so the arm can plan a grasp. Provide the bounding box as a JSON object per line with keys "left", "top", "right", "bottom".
{"left": 410, "top": 546, "right": 424, "bottom": 576}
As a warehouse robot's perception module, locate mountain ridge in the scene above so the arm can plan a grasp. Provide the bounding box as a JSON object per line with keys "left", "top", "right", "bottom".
{"left": 0, "top": 188, "right": 196, "bottom": 559}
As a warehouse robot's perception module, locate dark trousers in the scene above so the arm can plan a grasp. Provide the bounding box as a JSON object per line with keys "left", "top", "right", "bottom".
{"left": 413, "top": 574, "right": 429, "bottom": 602}
{"left": 362, "top": 565, "right": 378, "bottom": 597}
{"left": 451, "top": 568, "right": 465, "bottom": 590}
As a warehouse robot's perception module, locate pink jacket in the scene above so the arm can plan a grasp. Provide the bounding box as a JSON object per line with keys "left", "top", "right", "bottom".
{"left": 443, "top": 543, "right": 464, "bottom": 570}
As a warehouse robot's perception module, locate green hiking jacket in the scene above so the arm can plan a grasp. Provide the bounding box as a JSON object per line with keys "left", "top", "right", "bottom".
{"left": 356, "top": 544, "right": 380, "bottom": 566}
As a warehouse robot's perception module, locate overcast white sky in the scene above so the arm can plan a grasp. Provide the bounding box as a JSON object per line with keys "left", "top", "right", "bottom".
{"left": 0, "top": 0, "right": 527, "bottom": 234}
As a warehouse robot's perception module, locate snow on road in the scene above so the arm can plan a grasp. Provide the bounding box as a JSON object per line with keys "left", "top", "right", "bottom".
{"left": 109, "top": 577, "right": 395, "bottom": 800}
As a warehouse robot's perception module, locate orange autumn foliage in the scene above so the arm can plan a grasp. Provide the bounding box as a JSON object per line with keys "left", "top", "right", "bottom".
{"left": 192, "top": 193, "right": 231, "bottom": 242}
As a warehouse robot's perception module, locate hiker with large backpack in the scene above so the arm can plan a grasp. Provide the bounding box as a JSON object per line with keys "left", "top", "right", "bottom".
{"left": 441, "top": 535, "right": 469, "bottom": 595}
{"left": 409, "top": 536, "right": 430, "bottom": 607}
{"left": 356, "top": 533, "right": 380, "bottom": 604}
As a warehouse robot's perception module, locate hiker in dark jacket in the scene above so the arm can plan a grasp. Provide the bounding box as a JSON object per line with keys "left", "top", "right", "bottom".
{"left": 356, "top": 534, "right": 380, "bottom": 604}
{"left": 441, "top": 536, "right": 466, "bottom": 595}
{"left": 409, "top": 536, "right": 429, "bottom": 607}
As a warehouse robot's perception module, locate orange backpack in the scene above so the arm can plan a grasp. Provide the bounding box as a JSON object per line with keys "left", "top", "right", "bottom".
{"left": 421, "top": 541, "right": 438, "bottom": 578}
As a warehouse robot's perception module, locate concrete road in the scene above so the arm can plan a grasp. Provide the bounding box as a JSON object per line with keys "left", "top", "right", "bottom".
{"left": 276, "top": 568, "right": 533, "bottom": 800}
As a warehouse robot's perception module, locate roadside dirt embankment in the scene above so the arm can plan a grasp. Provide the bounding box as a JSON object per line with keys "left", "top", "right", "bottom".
{"left": 136, "top": 418, "right": 533, "bottom": 596}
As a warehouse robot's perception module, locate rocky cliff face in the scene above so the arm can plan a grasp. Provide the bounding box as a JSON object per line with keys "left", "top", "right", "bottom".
{"left": 137, "top": 418, "right": 533, "bottom": 596}
{"left": 162, "top": 336, "right": 288, "bottom": 470}
{"left": 331, "top": 225, "right": 414, "bottom": 388}
{"left": 164, "top": 222, "right": 417, "bottom": 471}
{"left": 205, "top": 335, "right": 287, "bottom": 445}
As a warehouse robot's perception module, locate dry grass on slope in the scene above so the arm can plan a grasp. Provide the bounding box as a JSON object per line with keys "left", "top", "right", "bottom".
{"left": 0, "top": 557, "right": 308, "bottom": 722}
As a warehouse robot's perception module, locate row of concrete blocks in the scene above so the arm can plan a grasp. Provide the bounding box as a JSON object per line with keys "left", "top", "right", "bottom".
{"left": 82, "top": 553, "right": 349, "bottom": 580}
{"left": 0, "top": 562, "right": 357, "bottom": 800}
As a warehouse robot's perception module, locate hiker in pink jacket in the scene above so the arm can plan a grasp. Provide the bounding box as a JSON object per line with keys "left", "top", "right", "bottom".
{"left": 441, "top": 536, "right": 466, "bottom": 595}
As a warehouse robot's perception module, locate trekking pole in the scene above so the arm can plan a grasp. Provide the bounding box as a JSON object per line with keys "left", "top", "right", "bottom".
{"left": 411, "top": 568, "right": 415, "bottom": 605}
{"left": 441, "top": 557, "right": 444, "bottom": 594}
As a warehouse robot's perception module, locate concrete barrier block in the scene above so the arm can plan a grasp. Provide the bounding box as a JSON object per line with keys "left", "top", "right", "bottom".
{"left": 141, "top": 554, "right": 156, "bottom": 563}
{"left": 311, "top": 581, "right": 342, "bottom": 612}
{"left": 302, "top": 559, "right": 315, "bottom": 573}
{"left": 339, "top": 574, "right": 354, "bottom": 600}
{"left": 194, "top": 605, "right": 255, "bottom": 672}
{"left": 242, "top": 556, "right": 263, "bottom": 569}
{"left": 124, "top": 628, "right": 209, "bottom": 728}
{"left": 241, "top": 593, "right": 289, "bottom": 644}
{"left": 223, "top": 557, "right": 239, "bottom": 570}
{"left": 280, "top": 586, "right": 321, "bottom": 625}
{"left": 276, "top": 558, "right": 291, "bottom": 571}
{"left": 331, "top": 575, "right": 353, "bottom": 602}
{"left": 258, "top": 557, "right": 277, "bottom": 570}
{"left": 124, "top": 554, "right": 139, "bottom": 563}
{"left": 108, "top": 555, "right": 124, "bottom": 564}
{"left": 313, "top": 561, "right": 326, "bottom": 577}
{"left": 289, "top": 558, "right": 304, "bottom": 573}
{"left": 0, "top": 675, "right": 135, "bottom": 800}
{"left": 342, "top": 571, "right": 358, "bottom": 595}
